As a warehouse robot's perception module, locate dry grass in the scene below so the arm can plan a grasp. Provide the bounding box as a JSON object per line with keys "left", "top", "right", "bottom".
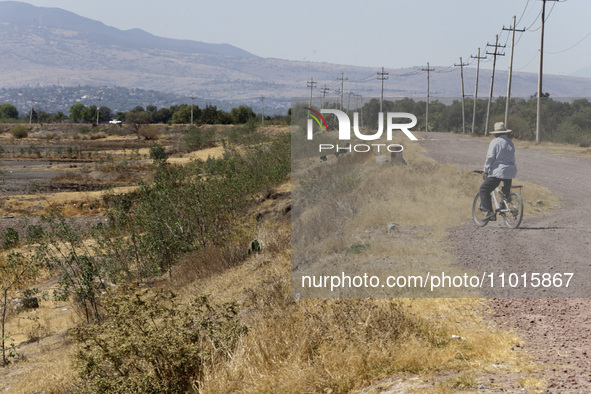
{"left": 518, "top": 376, "right": 547, "bottom": 392}
{"left": 174, "top": 218, "right": 530, "bottom": 393}
{"left": 0, "top": 186, "right": 137, "bottom": 216}
{"left": 0, "top": 282, "right": 79, "bottom": 393}
{"left": 167, "top": 145, "right": 225, "bottom": 164}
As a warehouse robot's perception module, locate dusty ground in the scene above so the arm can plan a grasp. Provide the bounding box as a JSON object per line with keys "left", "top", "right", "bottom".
{"left": 419, "top": 132, "right": 591, "bottom": 392}
{"left": 0, "top": 127, "right": 225, "bottom": 218}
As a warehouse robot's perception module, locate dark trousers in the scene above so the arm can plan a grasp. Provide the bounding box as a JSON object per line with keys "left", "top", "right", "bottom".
{"left": 479, "top": 177, "right": 512, "bottom": 213}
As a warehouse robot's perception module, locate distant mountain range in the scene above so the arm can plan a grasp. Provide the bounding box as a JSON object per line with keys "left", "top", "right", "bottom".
{"left": 1, "top": 1, "right": 591, "bottom": 115}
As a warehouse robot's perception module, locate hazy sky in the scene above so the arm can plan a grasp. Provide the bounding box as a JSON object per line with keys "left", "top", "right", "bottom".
{"left": 10, "top": 0, "right": 590, "bottom": 76}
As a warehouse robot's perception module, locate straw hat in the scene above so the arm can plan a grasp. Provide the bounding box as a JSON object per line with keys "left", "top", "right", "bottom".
{"left": 490, "top": 122, "right": 512, "bottom": 134}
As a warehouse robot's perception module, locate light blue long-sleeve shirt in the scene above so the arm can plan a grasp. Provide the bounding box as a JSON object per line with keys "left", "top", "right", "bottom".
{"left": 484, "top": 135, "right": 517, "bottom": 179}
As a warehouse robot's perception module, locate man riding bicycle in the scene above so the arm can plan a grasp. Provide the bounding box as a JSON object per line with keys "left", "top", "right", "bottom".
{"left": 480, "top": 122, "right": 517, "bottom": 222}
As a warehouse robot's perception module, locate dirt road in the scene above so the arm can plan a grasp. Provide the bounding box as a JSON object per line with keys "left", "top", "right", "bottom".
{"left": 418, "top": 132, "right": 591, "bottom": 392}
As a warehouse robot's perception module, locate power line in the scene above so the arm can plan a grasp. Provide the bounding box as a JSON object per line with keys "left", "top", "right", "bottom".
{"left": 516, "top": 0, "right": 532, "bottom": 26}
{"left": 527, "top": 1, "right": 559, "bottom": 32}
{"left": 547, "top": 29, "right": 591, "bottom": 54}
{"left": 349, "top": 73, "right": 375, "bottom": 83}
{"left": 516, "top": 49, "right": 540, "bottom": 71}
{"left": 525, "top": 8, "right": 543, "bottom": 31}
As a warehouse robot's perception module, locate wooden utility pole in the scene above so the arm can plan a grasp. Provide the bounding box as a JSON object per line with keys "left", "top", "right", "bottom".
{"left": 536, "top": 0, "right": 560, "bottom": 143}
{"left": 337, "top": 73, "right": 347, "bottom": 110}
{"left": 471, "top": 48, "right": 487, "bottom": 133}
{"left": 422, "top": 62, "right": 435, "bottom": 132}
{"left": 320, "top": 85, "right": 330, "bottom": 109}
{"left": 28, "top": 99, "right": 36, "bottom": 124}
{"left": 307, "top": 78, "right": 316, "bottom": 109}
{"left": 503, "top": 16, "right": 526, "bottom": 127}
{"left": 377, "top": 67, "right": 389, "bottom": 113}
{"left": 355, "top": 94, "right": 363, "bottom": 128}
{"left": 454, "top": 57, "right": 469, "bottom": 133}
{"left": 96, "top": 96, "right": 102, "bottom": 125}
{"left": 190, "top": 96, "right": 196, "bottom": 125}
{"left": 485, "top": 35, "right": 505, "bottom": 135}
{"left": 260, "top": 96, "right": 265, "bottom": 125}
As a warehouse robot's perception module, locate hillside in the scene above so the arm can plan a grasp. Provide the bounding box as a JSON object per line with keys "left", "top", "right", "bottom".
{"left": 1, "top": 1, "right": 591, "bottom": 114}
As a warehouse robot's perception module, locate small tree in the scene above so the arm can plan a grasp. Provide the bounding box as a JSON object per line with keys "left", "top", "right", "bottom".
{"left": 0, "top": 104, "right": 18, "bottom": 120}
{"left": 34, "top": 214, "right": 105, "bottom": 323}
{"left": 125, "top": 111, "right": 151, "bottom": 139}
{"left": 183, "top": 126, "right": 216, "bottom": 151}
{"left": 1, "top": 252, "right": 38, "bottom": 366}
{"left": 69, "top": 103, "right": 86, "bottom": 123}
{"left": 230, "top": 105, "right": 256, "bottom": 124}
{"left": 149, "top": 144, "right": 168, "bottom": 164}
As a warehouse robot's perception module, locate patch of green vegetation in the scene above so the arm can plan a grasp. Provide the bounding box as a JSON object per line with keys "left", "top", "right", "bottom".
{"left": 345, "top": 243, "right": 371, "bottom": 255}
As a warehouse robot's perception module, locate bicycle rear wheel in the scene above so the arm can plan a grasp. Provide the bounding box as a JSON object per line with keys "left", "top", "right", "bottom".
{"left": 502, "top": 192, "right": 523, "bottom": 229}
{"left": 472, "top": 193, "right": 489, "bottom": 227}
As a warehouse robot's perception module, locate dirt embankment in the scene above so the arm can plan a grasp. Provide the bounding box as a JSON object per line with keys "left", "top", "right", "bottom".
{"left": 419, "top": 132, "right": 591, "bottom": 392}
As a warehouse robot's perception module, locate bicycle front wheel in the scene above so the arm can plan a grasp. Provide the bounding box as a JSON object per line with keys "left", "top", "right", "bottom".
{"left": 502, "top": 192, "right": 523, "bottom": 229}
{"left": 472, "top": 192, "right": 489, "bottom": 227}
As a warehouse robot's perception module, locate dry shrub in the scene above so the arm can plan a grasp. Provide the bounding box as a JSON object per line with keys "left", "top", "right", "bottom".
{"left": 138, "top": 124, "right": 161, "bottom": 140}
{"left": 28, "top": 130, "right": 57, "bottom": 139}
{"left": 10, "top": 125, "right": 28, "bottom": 139}
{"left": 24, "top": 318, "right": 51, "bottom": 343}
{"left": 71, "top": 287, "right": 247, "bottom": 393}
{"left": 172, "top": 244, "right": 247, "bottom": 288}
{"left": 86, "top": 132, "right": 107, "bottom": 140}
{"left": 172, "top": 216, "right": 259, "bottom": 287}
{"left": 51, "top": 172, "right": 86, "bottom": 182}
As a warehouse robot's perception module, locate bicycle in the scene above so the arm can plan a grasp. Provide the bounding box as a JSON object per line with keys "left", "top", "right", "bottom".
{"left": 472, "top": 177, "right": 524, "bottom": 229}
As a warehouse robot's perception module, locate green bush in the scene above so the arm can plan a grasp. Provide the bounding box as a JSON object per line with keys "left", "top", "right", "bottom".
{"left": 101, "top": 133, "right": 290, "bottom": 281}
{"left": 25, "top": 224, "right": 45, "bottom": 243}
{"left": 227, "top": 118, "right": 268, "bottom": 145}
{"left": 2, "top": 228, "right": 19, "bottom": 249}
{"left": 149, "top": 143, "right": 168, "bottom": 163}
{"left": 10, "top": 125, "right": 28, "bottom": 139}
{"left": 71, "top": 289, "right": 247, "bottom": 393}
{"left": 183, "top": 126, "right": 216, "bottom": 151}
